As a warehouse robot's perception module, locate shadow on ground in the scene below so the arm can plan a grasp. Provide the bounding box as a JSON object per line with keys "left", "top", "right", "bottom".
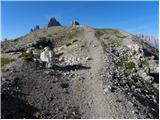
{"left": 1, "top": 92, "right": 38, "bottom": 119}
{"left": 53, "top": 64, "right": 91, "bottom": 71}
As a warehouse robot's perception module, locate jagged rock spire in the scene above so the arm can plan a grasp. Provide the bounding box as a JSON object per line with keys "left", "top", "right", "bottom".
{"left": 46, "top": 17, "right": 61, "bottom": 28}
{"left": 34, "top": 25, "right": 40, "bottom": 31}
{"left": 71, "top": 20, "right": 80, "bottom": 26}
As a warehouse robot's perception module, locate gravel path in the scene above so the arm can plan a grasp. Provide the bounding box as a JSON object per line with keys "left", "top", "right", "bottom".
{"left": 72, "top": 27, "right": 137, "bottom": 118}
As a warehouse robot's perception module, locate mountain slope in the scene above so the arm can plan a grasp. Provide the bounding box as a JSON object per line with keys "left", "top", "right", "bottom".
{"left": 1, "top": 26, "right": 159, "bottom": 119}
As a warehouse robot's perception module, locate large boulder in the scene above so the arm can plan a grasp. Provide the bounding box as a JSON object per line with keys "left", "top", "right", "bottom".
{"left": 148, "top": 60, "right": 159, "bottom": 74}
{"left": 40, "top": 47, "right": 54, "bottom": 68}
{"left": 46, "top": 17, "right": 61, "bottom": 28}
{"left": 137, "top": 69, "right": 153, "bottom": 83}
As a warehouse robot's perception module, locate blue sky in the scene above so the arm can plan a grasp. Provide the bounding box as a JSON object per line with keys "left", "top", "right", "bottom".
{"left": 1, "top": 1, "right": 159, "bottom": 40}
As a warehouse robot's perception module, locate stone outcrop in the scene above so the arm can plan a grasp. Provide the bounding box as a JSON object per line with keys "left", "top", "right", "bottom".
{"left": 71, "top": 20, "right": 80, "bottom": 26}
{"left": 34, "top": 25, "right": 40, "bottom": 31}
{"left": 30, "top": 25, "right": 40, "bottom": 32}
{"left": 30, "top": 28, "right": 33, "bottom": 32}
{"left": 46, "top": 17, "right": 61, "bottom": 28}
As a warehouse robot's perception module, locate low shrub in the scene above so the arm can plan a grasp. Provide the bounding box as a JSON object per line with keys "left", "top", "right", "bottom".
{"left": 66, "top": 42, "right": 72, "bottom": 46}
{"left": 116, "top": 60, "right": 135, "bottom": 70}
{"left": 142, "top": 60, "right": 149, "bottom": 66}
{"left": 20, "top": 52, "right": 33, "bottom": 61}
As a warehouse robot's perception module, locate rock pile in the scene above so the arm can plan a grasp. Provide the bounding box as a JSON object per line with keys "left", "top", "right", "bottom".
{"left": 102, "top": 38, "right": 159, "bottom": 118}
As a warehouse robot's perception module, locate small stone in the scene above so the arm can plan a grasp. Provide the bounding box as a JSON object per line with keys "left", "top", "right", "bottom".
{"left": 128, "top": 101, "right": 134, "bottom": 106}
{"left": 86, "top": 57, "right": 92, "bottom": 60}
{"left": 93, "top": 45, "right": 96, "bottom": 47}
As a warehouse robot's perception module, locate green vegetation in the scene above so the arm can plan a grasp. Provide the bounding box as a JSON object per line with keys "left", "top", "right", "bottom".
{"left": 1, "top": 58, "right": 15, "bottom": 66}
{"left": 95, "top": 29, "right": 126, "bottom": 38}
{"left": 125, "top": 62, "right": 135, "bottom": 69}
{"left": 116, "top": 60, "right": 135, "bottom": 70}
{"left": 142, "top": 60, "right": 149, "bottom": 66}
{"left": 13, "top": 37, "right": 21, "bottom": 42}
{"left": 65, "top": 39, "right": 79, "bottom": 47}
{"left": 122, "top": 79, "right": 135, "bottom": 88}
{"left": 20, "top": 52, "right": 33, "bottom": 61}
{"left": 47, "top": 34, "right": 52, "bottom": 37}
{"left": 65, "top": 29, "right": 80, "bottom": 47}
{"left": 95, "top": 29, "right": 125, "bottom": 45}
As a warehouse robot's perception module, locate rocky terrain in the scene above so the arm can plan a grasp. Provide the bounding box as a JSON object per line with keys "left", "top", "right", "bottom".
{"left": 1, "top": 18, "right": 159, "bottom": 119}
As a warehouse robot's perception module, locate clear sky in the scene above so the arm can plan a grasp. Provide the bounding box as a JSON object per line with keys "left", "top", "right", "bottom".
{"left": 1, "top": 1, "right": 159, "bottom": 40}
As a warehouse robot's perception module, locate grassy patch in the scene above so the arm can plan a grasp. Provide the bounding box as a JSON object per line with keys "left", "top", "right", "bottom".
{"left": 65, "top": 29, "right": 80, "bottom": 47}
{"left": 13, "top": 37, "right": 21, "bottom": 42}
{"left": 125, "top": 62, "right": 135, "bottom": 70}
{"left": 116, "top": 60, "right": 135, "bottom": 70}
{"left": 20, "top": 52, "right": 33, "bottom": 61}
{"left": 1, "top": 58, "right": 15, "bottom": 66}
{"left": 47, "top": 34, "right": 52, "bottom": 37}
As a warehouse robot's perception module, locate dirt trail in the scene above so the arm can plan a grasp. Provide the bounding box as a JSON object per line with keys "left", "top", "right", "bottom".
{"left": 82, "top": 28, "right": 108, "bottom": 118}
{"left": 72, "top": 27, "right": 137, "bottom": 118}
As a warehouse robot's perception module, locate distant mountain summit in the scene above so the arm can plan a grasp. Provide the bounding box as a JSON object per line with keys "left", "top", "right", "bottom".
{"left": 30, "top": 25, "right": 40, "bottom": 32}
{"left": 71, "top": 20, "right": 80, "bottom": 26}
{"left": 46, "top": 17, "right": 61, "bottom": 27}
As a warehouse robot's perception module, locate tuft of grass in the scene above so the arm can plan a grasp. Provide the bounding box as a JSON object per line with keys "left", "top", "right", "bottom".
{"left": 125, "top": 62, "right": 135, "bottom": 70}
{"left": 47, "top": 34, "right": 52, "bottom": 37}
{"left": 142, "top": 60, "right": 149, "bottom": 66}
{"left": 65, "top": 29, "right": 80, "bottom": 47}
{"left": 1, "top": 58, "right": 15, "bottom": 66}
{"left": 116, "top": 60, "right": 135, "bottom": 70}
{"left": 20, "top": 52, "right": 33, "bottom": 61}
{"left": 13, "top": 38, "right": 20, "bottom": 42}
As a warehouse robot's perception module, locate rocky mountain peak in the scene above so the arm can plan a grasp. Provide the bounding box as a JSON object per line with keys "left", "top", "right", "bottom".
{"left": 34, "top": 25, "right": 40, "bottom": 31}
{"left": 30, "top": 25, "right": 40, "bottom": 32}
{"left": 46, "top": 17, "right": 61, "bottom": 28}
{"left": 71, "top": 20, "right": 80, "bottom": 26}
